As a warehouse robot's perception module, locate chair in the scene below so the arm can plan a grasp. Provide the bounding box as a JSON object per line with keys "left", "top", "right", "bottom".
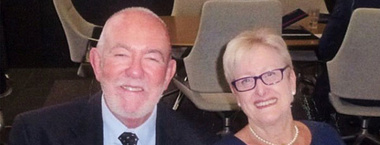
{"left": 170, "top": 0, "right": 210, "bottom": 60}
{"left": 172, "top": 0, "right": 282, "bottom": 135}
{"left": 171, "top": 0, "right": 209, "bottom": 16}
{"left": 327, "top": 8, "right": 380, "bottom": 145}
{"left": 53, "top": 0, "right": 102, "bottom": 77}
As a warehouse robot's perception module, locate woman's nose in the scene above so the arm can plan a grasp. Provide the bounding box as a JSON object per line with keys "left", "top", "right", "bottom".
{"left": 254, "top": 79, "right": 267, "bottom": 96}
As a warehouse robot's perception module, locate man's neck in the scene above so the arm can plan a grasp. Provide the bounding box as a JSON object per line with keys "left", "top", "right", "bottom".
{"left": 120, "top": 112, "right": 152, "bottom": 128}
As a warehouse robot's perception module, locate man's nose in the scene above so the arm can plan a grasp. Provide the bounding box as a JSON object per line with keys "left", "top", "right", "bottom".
{"left": 126, "top": 58, "right": 144, "bottom": 78}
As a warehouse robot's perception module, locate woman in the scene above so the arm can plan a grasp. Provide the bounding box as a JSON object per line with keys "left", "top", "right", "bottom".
{"left": 214, "top": 28, "right": 345, "bottom": 145}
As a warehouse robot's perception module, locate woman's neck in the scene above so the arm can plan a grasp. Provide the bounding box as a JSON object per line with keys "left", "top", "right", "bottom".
{"left": 238, "top": 118, "right": 296, "bottom": 145}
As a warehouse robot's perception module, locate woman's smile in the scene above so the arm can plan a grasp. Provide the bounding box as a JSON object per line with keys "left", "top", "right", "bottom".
{"left": 254, "top": 98, "right": 277, "bottom": 109}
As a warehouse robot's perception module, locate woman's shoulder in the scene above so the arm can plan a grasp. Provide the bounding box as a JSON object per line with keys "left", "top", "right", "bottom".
{"left": 300, "top": 120, "right": 334, "bottom": 130}
{"left": 300, "top": 120, "right": 346, "bottom": 145}
{"left": 213, "top": 134, "right": 246, "bottom": 145}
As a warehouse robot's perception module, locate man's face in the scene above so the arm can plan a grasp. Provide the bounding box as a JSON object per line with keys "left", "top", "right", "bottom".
{"left": 91, "top": 12, "right": 176, "bottom": 120}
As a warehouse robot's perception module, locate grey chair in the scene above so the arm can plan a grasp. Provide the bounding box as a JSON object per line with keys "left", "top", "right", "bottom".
{"left": 172, "top": 0, "right": 282, "bottom": 135}
{"left": 53, "top": 0, "right": 102, "bottom": 77}
{"left": 171, "top": 0, "right": 209, "bottom": 16}
{"left": 170, "top": 0, "right": 211, "bottom": 60}
{"left": 327, "top": 8, "right": 380, "bottom": 145}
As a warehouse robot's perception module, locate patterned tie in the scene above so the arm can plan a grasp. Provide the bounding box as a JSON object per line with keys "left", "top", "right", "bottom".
{"left": 118, "top": 132, "right": 139, "bottom": 145}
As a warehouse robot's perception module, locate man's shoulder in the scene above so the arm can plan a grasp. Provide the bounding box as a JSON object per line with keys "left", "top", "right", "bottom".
{"left": 156, "top": 102, "right": 195, "bottom": 127}
{"left": 9, "top": 92, "right": 104, "bottom": 144}
{"left": 156, "top": 102, "right": 219, "bottom": 145}
{"left": 14, "top": 92, "right": 101, "bottom": 126}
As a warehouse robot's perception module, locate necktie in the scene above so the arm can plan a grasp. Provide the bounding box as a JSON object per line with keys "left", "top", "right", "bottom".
{"left": 118, "top": 132, "right": 139, "bottom": 145}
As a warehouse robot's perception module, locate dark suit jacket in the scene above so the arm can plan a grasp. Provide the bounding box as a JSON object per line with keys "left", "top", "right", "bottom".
{"left": 9, "top": 91, "right": 211, "bottom": 145}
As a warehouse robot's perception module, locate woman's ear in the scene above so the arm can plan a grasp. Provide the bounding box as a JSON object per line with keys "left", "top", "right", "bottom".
{"left": 229, "top": 85, "right": 242, "bottom": 107}
{"left": 289, "top": 69, "right": 297, "bottom": 95}
{"left": 229, "top": 85, "right": 236, "bottom": 95}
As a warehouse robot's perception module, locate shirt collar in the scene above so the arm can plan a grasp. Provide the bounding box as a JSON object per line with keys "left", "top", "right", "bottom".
{"left": 102, "top": 94, "right": 156, "bottom": 145}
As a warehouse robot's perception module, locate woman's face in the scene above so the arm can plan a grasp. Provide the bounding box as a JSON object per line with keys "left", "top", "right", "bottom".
{"left": 230, "top": 45, "right": 296, "bottom": 125}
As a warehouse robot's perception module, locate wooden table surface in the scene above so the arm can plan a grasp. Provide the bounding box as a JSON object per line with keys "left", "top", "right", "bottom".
{"left": 160, "top": 16, "right": 325, "bottom": 48}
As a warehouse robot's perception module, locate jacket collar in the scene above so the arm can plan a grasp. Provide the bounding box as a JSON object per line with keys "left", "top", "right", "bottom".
{"left": 70, "top": 91, "right": 104, "bottom": 145}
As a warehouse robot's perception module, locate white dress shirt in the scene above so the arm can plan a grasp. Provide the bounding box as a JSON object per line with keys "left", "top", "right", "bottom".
{"left": 102, "top": 95, "right": 156, "bottom": 145}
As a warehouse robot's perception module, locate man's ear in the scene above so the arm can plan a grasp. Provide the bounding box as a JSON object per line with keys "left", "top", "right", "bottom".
{"left": 89, "top": 47, "right": 102, "bottom": 81}
{"left": 163, "top": 59, "right": 177, "bottom": 90}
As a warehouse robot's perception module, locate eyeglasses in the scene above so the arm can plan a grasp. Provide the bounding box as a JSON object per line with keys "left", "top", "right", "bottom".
{"left": 231, "top": 65, "right": 289, "bottom": 92}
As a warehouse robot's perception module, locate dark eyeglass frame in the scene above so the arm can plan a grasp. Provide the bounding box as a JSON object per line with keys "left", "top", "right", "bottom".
{"left": 231, "top": 65, "right": 289, "bottom": 92}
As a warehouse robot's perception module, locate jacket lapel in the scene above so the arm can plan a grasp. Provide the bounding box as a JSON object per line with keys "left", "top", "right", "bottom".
{"left": 70, "top": 92, "right": 104, "bottom": 145}
{"left": 155, "top": 103, "right": 181, "bottom": 145}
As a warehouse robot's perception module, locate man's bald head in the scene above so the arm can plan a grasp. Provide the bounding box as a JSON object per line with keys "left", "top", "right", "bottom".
{"left": 96, "top": 7, "right": 170, "bottom": 54}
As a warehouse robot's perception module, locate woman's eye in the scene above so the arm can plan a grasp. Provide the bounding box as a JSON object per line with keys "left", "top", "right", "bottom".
{"left": 241, "top": 78, "right": 252, "bottom": 85}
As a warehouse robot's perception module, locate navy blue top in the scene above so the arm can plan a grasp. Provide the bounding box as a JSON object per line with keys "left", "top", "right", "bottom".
{"left": 213, "top": 120, "right": 345, "bottom": 145}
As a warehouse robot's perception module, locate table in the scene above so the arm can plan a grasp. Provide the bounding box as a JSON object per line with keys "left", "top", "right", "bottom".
{"left": 160, "top": 16, "right": 326, "bottom": 48}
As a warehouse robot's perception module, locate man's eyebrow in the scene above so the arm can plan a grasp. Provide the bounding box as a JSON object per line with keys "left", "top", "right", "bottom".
{"left": 109, "top": 44, "right": 167, "bottom": 60}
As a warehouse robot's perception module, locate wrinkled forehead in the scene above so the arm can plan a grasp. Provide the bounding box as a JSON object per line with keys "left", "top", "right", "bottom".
{"left": 105, "top": 10, "right": 169, "bottom": 37}
{"left": 99, "top": 10, "right": 172, "bottom": 57}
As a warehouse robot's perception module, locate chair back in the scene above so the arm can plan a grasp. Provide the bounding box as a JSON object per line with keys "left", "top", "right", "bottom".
{"left": 53, "top": 0, "right": 98, "bottom": 62}
{"left": 327, "top": 8, "right": 380, "bottom": 100}
{"left": 184, "top": 0, "right": 282, "bottom": 93}
{"left": 171, "top": 0, "right": 209, "bottom": 16}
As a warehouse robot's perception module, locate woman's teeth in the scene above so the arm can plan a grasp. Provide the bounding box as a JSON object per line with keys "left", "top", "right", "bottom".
{"left": 255, "top": 98, "right": 277, "bottom": 107}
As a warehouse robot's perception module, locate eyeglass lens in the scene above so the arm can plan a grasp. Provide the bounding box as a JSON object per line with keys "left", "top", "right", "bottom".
{"left": 232, "top": 66, "right": 288, "bottom": 92}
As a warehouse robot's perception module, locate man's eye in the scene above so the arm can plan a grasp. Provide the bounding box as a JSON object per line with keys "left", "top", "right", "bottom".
{"left": 114, "top": 54, "right": 128, "bottom": 57}
{"left": 145, "top": 54, "right": 163, "bottom": 63}
{"left": 145, "top": 57, "right": 160, "bottom": 62}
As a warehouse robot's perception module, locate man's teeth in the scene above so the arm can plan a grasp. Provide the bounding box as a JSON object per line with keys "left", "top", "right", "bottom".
{"left": 122, "top": 86, "right": 143, "bottom": 91}
{"left": 255, "top": 98, "right": 277, "bottom": 107}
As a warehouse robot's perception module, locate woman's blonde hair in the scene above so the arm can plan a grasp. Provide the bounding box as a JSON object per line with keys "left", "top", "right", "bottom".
{"left": 223, "top": 28, "right": 293, "bottom": 83}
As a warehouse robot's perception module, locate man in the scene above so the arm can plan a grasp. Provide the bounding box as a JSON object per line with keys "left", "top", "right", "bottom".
{"left": 9, "top": 7, "right": 210, "bottom": 145}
